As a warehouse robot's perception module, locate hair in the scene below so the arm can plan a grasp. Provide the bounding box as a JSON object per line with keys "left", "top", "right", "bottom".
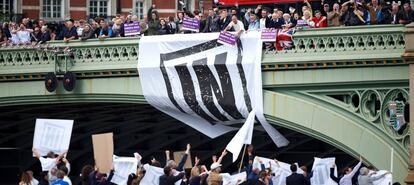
{"left": 315, "top": 10, "right": 321, "bottom": 14}
{"left": 290, "top": 164, "right": 297, "bottom": 172}
{"left": 20, "top": 171, "right": 32, "bottom": 184}
{"left": 359, "top": 167, "right": 368, "bottom": 175}
{"left": 59, "top": 165, "right": 69, "bottom": 175}
{"left": 81, "top": 165, "right": 94, "bottom": 185}
{"left": 300, "top": 166, "right": 307, "bottom": 173}
{"left": 190, "top": 166, "right": 201, "bottom": 179}
{"left": 164, "top": 166, "right": 172, "bottom": 176}
{"left": 165, "top": 160, "right": 176, "bottom": 168}
{"left": 56, "top": 170, "right": 65, "bottom": 179}
{"left": 259, "top": 170, "right": 268, "bottom": 180}
{"left": 39, "top": 171, "right": 49, "bottom": 184}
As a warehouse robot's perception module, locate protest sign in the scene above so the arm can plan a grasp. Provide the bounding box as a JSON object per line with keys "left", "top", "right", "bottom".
{"left": 92, "top": 133, "right": 114, "bottom": 173}
{"left": 33, "top": 118, "right": 73, "bottom": 156}
{"left": 124, "top": 22, "right": 141, "bottom": 36}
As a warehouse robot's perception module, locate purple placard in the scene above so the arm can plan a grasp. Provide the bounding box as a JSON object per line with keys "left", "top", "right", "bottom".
{"left": 217, "top": 31, "right": 237, "bottom": 46}
{"left": 261, "top": 29, "right": 278, "bottom": 42}
{"left": 124, "top": 22, "right": 141, "bottom": 36}
{"left": 296, "top": 20, "right": 309, "bottom": 28}
{"left": 182, "top": 17, "right": 200, "bottom": 32}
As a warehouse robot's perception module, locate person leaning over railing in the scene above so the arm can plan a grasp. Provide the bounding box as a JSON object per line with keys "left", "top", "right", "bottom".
{"left": 62, "top": 20, "right": 79, "bottom": 43}
{"left": 98, "top": 19, "right": 113, "bottom": 39}
{"left": 80, "top": 24, "right": 95, "bottom": 41}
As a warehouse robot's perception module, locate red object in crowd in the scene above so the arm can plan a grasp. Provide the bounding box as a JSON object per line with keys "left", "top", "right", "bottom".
{"left": 217, "top": 0, "right": 315, "bottom": 5}
{"left": 311, "top": 16, "right": 328, "bottom": 28}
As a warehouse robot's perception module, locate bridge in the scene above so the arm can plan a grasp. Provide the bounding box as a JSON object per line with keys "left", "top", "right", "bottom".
{"left": 0, "top": 24, "right": 412, "bottom": 183}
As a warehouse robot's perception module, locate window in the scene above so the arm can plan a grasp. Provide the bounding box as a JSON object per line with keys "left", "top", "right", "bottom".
{"left": 134, "top": 0, "right": 144, "bottom": 20}
{"left": 89, "top": 0, "right": 108, "bottom": 18}
{"left": 42, "top": 0, "right": 62, "bottom": 18}
{"left": 0, "top": 0, "right": 13, "bottom": 14}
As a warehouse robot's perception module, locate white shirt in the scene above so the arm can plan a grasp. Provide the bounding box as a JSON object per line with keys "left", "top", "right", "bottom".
{"left": 227, "top": 20, "right": 245, "bottom": 32}
{"left": 39, "top": 157, "right": 56, "bottom": 171}
{"left": 63, "top": 176, "right": 72, "bottom": 185}
{"left": 17, "top": 30, "right": 31, "bottom": 43}
{"left": 260, "top": 18, "right": 267, "bottom": 29}
{"left": 339, "top": 161, "right": 362, "bottom": 185}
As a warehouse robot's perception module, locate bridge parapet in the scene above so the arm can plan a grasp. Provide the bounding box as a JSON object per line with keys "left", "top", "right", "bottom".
{"left": 262, "top": 25, "right": 406, "bottom": 70}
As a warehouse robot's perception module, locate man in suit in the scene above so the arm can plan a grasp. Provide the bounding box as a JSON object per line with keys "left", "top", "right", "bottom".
{"left": 218, "top": 9, "right": 231, "bottom": 31}
{"left": 286, "top": 164, "right": 308, "bottom": 185}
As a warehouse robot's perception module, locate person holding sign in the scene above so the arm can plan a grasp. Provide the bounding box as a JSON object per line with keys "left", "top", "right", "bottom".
{"left": 224, "top": 15, "right": 245, "bottom": 37}
{"left": 165, "top": 144, "right": 191, "bottom": 172}
{"left": 358, "top": 167, "right": 391, "bottom": 185}
{"left": 159, "top": 166, "right": 186, "bottom": 185}
{"left": 32, "top": 148, "right": 68, "bottom": 172}
{"left": 330, "top": 156, "right": 362, "bottom": 185}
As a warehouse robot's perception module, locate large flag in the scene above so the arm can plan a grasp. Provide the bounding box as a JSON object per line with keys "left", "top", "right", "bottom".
{"left": 311, "top": 157, "right": 338, "bottom": 185}
{"left": 226, "top": 109, "right": 255, "bottom": 162}
{"left": 138, "top": 31, "right": 288, "bottom": 147}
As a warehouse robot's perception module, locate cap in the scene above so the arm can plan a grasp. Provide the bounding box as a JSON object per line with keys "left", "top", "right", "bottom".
{"left": 210, "top": 162, "right": 222, "bottom": 170}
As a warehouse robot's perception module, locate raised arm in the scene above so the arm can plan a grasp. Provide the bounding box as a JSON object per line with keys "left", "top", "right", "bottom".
{"left": 177, "top": 144, "right": 191, "bottom": 171}
{"left": 369, "top": 172, "right": 390, "bottom": 182}
{"left": 165, "top": 150, "right": 171, "bottom": 163}
{"left": 330, "top": 165, "right": 340, "bottom": 183}
{"left": 217, "top": 149, "right": 227, "bottom": 164}
{"left": 348, "top": 156, "right": 363, "bottom": 177}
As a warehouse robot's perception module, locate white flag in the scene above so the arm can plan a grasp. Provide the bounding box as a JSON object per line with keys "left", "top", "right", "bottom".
{"left": 226, "top": 109, "right": 255, "bottom": 162}
{"left": 311, "top": 157, "right": 338, "bottom": 185}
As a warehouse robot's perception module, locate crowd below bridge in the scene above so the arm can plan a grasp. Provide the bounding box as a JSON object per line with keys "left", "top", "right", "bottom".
{"left": 0, "top": 0, "right": 413, "bottom": 50}
{"left": 20, "top": 144, "right": 397, "bottom": 185}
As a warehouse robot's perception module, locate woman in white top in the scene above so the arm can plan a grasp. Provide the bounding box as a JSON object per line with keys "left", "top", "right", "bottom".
{"left": 339, "top": 156, "right": 363, "bottom": 185}
{"left": 224, "top": 15, "right": 245, "bottom": 37}
{"left": 16, "top": 23, "right": 33, "bottom": 44}
{"left": 10, "top": 22, "right": 20, "bottom": 44}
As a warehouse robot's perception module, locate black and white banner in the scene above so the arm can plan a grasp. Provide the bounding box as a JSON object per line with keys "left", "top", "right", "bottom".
{"left": 137, "top": 32, "right": 288, "bottom": 147}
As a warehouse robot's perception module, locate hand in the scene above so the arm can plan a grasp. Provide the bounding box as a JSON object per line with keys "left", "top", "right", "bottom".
{"left": 62, "top": 158, "right": 68, "bottom": 163}
{"left": 186, "top": 144, "right": 191, "bottom": 154}
{"left": 195, "top": 156, "right": 200, "bottom": 165}
{"left": 212, "top": 155, "right": 217, "bottom": 162}
{"left": 257, "top": 5, "right": 262, "bottom": 9}
{"left": 152, "top": 4, "right": 156, "bottom": 8}
{"left": 165, "top": 150, "right": 170, "bottom": 155}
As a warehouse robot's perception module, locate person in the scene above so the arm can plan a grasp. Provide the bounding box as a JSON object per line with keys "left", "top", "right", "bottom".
{"left": 59, "top": 165, "right": 72, "bottom": 185}
{"left": 98, "top": 20, "right": 113, "bottom": 39}
{"left": 51, "top": 171, "right": 69, "bottom": 185}
{"left": 127, "top": 167, "right": 144, "bottom": 185}
{"left": 159, "top": 166, "right": 185, "bottom": 185}
{"left": 165, "top": 144, "right": 191, "bottom": 172}
{"left": 17, "top": 23, "right": 32, "bottom": 44}
{"left": 189, "top": 157, "right": 208, "bottom": 185}
{"left": 311, "top": 10, "right": 328, "bottom": 28}
{"left": 224, "top": 15, "right": 245, "bottom": 37}
{"left": 80, "top": 24, "right": 95, "bottom": 41}
{"left": 167, "top": 16, "right": 177, "bottom": 33}
{"left": 0, "top": 28, "right": 8, "bottom": 45}
{"left": 247, "top": 158, "right": 266, "bottom": 184}
{"left": 147, "top": 4, "right": 160, "bottom": 35}
{"left": 337, "top": 156, "right": 363, "bottom": 185}
{"left": 259, "top": 9, "right": 271, "bottom": 29}
{"left": 39, "top": 26, "right": 51, "bottom": 44}
{"left": 328, "top": 3, "right": 341, "bottom": 26}
{"left": 302, "top": 10, "right": 315, "bottom": 27}
{"left": 357, "top": 167, "right": 390, "bottom": 185}
{"left": 20, "top": 171, "right": 33, "bottom": 185}
{"left": 89, "top": 168, "right": 114, "bottom": 185}
{"left": 62, "top": 20, "right": 78, "bottom": 42}
{"left": 286, "top": 164, "right": 307, "bottom": 185}
{"left": 397, "top": 3, "right": 414, "bottom": 24}
{"left": 33, "top": 148, "right": 67, "bottom": 172}
{"left": 245, "top": 11, "right": 260, "bottom": 31}
{"left": 255, "top": 171, "right": 269, "bottom": 185}
{"left": 112, "top": 18, "right": 124, "bottom": 37}
{"left": 207, "top": 163, "right": 223, "bottom": 185}
{"left": 366, "top": 0, "right": 383, "bottom": 24}
{"left": 78, "top": 165, "right": 93, "bottom": 185}
{"left": 282, "top": 13, "right": 297, "bottom": 28}
{"left": 39, "top": 172, "right": 49, "bottom": 185}
{"left": 269, "top": 12, "right": 285, "bottom": 29}
{"left": 27, "top": 171, "right": 39, "bottom": 185}
{"left": 176, "top": 12, "right": 185, "bottom": 33}
{"left": 218, "top": 9, "right": 231, "bottom": 31}
{"left": 157, "top": 19, "right": 171, "bottom": 35}
{"left": 391, "top": 2, "right": 400, "bottom": 24}
{"left": 31, "top": 26, "right": 42, "bottom": 42}
{"left": 203, "top": 9, "right": 220, "bottom": 32}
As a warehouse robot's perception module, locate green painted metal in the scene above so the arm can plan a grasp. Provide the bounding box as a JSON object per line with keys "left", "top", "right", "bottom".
{"left": 0, "top": 25, "right": 410, "bottom": 183}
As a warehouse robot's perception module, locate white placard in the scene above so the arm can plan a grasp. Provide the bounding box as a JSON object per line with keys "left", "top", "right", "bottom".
{"left": 140, "top": 164, "right": 182, "bottom": 185}
{"left": 252, "top": 156, "right": 304, "bottom": 185}
{"left": 372, "top": 170, "right": 393, "bottom": 185}
{"left": 33, "top": 118, "right": 74, "bottom": 156}
{"left": 311, "top": 157, "right": 337, "bottom": 185}
{"left": 111, "top": 155, "right": 138, "bottom": 185}
{"left": 222, "top": 172, "right": 247, "bottom": 185}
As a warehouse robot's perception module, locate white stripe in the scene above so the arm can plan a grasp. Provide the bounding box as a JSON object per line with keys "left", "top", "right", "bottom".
{"left": 70, "top": 7, "right": 87, "bottom": 11}
{"left": 157, "top": 9, "right": 176, "bottom": 13}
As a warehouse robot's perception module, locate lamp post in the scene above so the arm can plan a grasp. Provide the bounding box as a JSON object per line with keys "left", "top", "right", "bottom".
{"left": 404, "top": 22, "right": 414, "bottom": 184}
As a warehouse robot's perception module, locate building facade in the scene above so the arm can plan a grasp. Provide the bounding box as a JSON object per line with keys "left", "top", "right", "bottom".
{"left": 1, "top": 0, "right": 215, "bottom": 21}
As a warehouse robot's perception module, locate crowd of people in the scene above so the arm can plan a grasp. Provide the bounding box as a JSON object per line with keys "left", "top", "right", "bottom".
{"left": 0, "top": 0, "right": 413, "bottom": 47}
{"left": 18, "top": 144, "right": 398, "bottom": 185}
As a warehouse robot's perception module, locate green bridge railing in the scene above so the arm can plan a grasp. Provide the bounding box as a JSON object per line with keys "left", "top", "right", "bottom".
{"left": 0, "top": 24, "right": 407, "bottom": 80}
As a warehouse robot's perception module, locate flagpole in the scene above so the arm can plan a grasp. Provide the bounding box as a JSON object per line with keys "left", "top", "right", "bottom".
{"left": 239, "top": 144, "right": 247, "bottom": 173}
